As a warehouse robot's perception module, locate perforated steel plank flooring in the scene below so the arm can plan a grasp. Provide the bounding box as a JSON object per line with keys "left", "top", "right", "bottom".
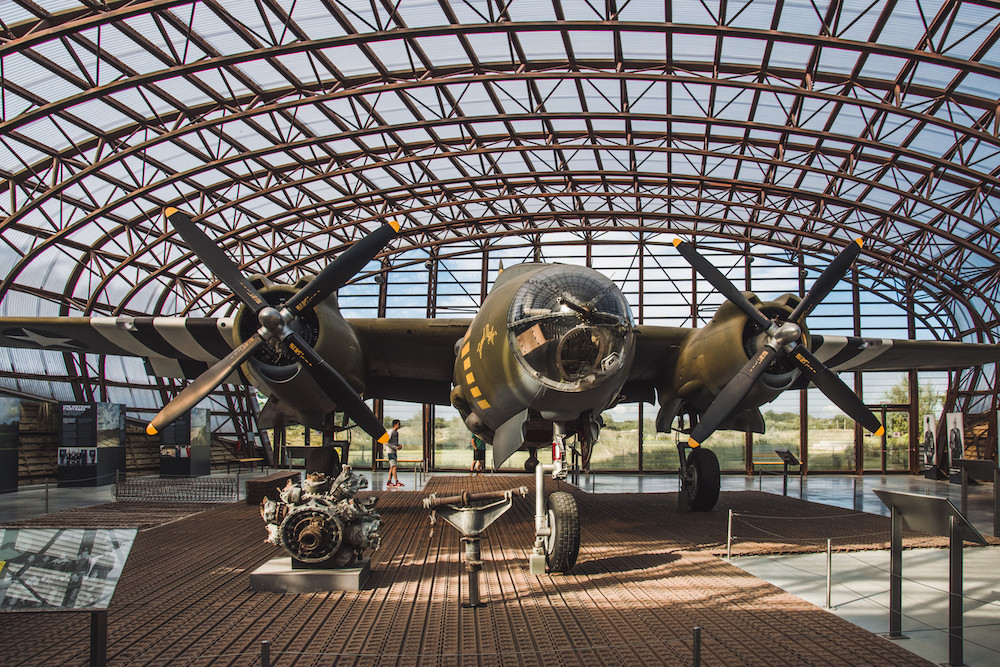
{"left": 0, "top": 475, "right": 948, "bottom": 666}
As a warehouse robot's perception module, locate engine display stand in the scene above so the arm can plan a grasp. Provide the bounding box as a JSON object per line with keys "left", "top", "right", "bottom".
{"left": 249, "top": 557, "right": 370, "bottom": 593}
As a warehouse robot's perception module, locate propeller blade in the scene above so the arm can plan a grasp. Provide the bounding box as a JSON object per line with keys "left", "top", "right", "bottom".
{"left": 283, "top": 220, "right": 400, "bottom": 316}
{"left": 673, "top": 239, "right": 773, "bottom": 332}
{"left": 147, "top": 332, "right": 264, "bottom": 436}
{"left": 787, "top": 239, "right": 863, "bottom": 324}
{"left": 165, "top": 208, "right": 268, "bottom": 314}
{"left": 280, "top": 330, "right": 389, "bottom": 443}
{"left": 788, "top": 344, "right": 884, "bottom": 435}
{"left": 689, "top": 345, "right": 780, "bottom": 447}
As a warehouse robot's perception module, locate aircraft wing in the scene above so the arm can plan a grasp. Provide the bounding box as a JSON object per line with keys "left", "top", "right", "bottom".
{"left": 0, "top": 315, "right": 469, "bottom": 405}
{"left": 810, "top": 335, "right": 1000, "bottom": 371}
{"left": 349, "top": 318, "right": 470, "bottom": 406}
{"left": 0, "top": 316, "right": 237, "bottom": 379}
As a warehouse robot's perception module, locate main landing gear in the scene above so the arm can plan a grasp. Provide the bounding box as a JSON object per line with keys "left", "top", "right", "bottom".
{"left": 529, "top": 426, "right": 580, "bottom": 574}
{"left": 677, "top": 443, "right": 721, "bottom": 512}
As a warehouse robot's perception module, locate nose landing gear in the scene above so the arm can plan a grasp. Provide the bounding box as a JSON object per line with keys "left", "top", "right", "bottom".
{"left": 529, "top": 425, "right": 581, "bottom": 574}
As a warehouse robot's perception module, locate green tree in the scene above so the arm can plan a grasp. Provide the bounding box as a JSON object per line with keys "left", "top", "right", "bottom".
{"left": 880, "top": 378, "right": 941, "bottom": 435}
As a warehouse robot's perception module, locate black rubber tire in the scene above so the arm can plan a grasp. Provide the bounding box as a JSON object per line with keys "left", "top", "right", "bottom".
{"left": 544, "top": 491, "right": 580, "bottom": 572}
{"left": 685, "top": 448, "right": 721, "bottom": 511}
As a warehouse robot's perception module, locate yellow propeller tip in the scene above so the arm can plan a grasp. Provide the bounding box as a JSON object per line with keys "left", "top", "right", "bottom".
{"left": 164, "top": 207, "right": 178, "bottom": 219}
{"left": 377, "top": 432, "right": 390, "bottom": 444}
{"left": 146, "top": 424, "right": 158, "bottom": 436}
{"left": 874, "top": 426, "right": 885, "bottom": 437}
{"left": 387, "top": 218, "right": 401, "bottom": 233}
{"left": 672, "top": 238, "right": 682, "bottom": 247}
{"left": 854, "top": 238, "right": 864, "bottom": 248}
{"left": 688, "top": 438, "right": 700, "bottom": 448}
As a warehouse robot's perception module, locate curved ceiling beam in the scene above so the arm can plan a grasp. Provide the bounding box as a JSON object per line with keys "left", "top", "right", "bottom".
{"left": 3, "top": 20, "right": 1000, "bottom": 131}
{"left": 6, "top": 115, "right": 998, "bottom": 306}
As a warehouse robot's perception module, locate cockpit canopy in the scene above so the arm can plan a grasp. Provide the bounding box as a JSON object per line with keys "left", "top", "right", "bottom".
{"left": 507, "top": 266, "right": 634, "bottom": 392}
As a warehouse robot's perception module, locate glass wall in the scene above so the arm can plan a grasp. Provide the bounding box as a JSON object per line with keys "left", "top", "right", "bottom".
{"left": 433, "top": 405, "right": 473, "bottom": 470}
{"left": 804, "top": 387, "right": 855, "bottom": 471}
{"left": 595, "top": 404, "right": 640, "bottom": 470}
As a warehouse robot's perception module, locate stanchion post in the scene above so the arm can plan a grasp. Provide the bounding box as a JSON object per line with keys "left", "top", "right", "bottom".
{"left": 825, "top": 538, "right": 832, "bottom": 609}
{"left": 960, "top": 466, "right": 969, "bottom": 516}
{"left": 994, "top": 467, "right": 999, "bottom": 538}
{"left": 692, "top": 625, "right": 701, "bottom": 667}
{"left": 726, "top": 509, "right": 733, "bottom": 560}
{"left": 888, "top": 505, "right": 904, "bottom": 639}
{"left": 261, "top": 639, "right": 271, "bottom": 667}
{"left": 44, "top": 478, "right": 49, "bottom": 514}
{"left": 236, "top": 469, "right": 240, "bottom": 502}
{"left": 948, "top": 515, "right": 963, "bottom": 666}
{"left": 90, "top": 610, "right": 107, "bottom": 667}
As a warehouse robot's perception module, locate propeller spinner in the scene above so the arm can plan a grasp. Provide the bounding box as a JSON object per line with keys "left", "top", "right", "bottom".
{"left": 673, "top": 238, "right": 884, "bottom": 448}
{"left": 147, "top": 208, "right": 399, "bottom": 445}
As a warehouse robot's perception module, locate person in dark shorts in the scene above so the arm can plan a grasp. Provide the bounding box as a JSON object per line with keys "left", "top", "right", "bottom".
{"left": 470, "top": 433, "right": 486, "bottom": 474}
{"left": 386, "top": 419, "right": 403, "bottom": 487}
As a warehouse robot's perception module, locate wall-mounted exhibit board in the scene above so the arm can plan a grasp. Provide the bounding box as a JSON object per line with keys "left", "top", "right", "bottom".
{"left": 57, "top": 403, "right": 125, "bottom": 487}
{"left": 0, "top": 398, "right": 19, "bottom": 494}
{"left": 159, "top": 408, "right": 210, "bottom": 477}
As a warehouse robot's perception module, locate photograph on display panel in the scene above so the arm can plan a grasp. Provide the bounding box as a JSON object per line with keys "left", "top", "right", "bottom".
{"left": 945, "top": 412, "right": 965, "bottom": 471}
{"left": 922, "top": 414, "right": 937, "bottom": 470}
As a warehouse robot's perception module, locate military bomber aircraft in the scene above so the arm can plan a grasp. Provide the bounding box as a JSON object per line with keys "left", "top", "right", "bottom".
{"left": 2, "top": 209, "right": 999, "bottom": 573}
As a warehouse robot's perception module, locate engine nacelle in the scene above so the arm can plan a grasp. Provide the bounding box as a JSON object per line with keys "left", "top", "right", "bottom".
{"left": 232, "top": 280, "right": 366, "bottom": 428}
{"left": 670, "top": 292, "right": 806, "bottom": 420}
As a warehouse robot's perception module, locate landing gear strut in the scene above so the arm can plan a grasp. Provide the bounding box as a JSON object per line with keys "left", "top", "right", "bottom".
{"left": 677, "top": 443, "right": 721, "bottom": 512}
{"left": 529, "top": 426, "right": 580, "bottom": 574}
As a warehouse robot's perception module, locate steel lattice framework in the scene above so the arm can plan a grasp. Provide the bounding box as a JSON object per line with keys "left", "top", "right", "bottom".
{"left": 1, "top": 0, "right": 999, "bottom": 441}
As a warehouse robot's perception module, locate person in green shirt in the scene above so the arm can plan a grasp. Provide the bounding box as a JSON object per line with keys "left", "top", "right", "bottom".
{"left": 470, "top": 433, "right": 486, "bottom": 475}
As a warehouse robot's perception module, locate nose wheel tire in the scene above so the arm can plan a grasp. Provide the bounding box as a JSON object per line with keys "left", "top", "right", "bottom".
{"left": 683, "top": 448, "right": 721, "bottom": 511}
{"left": 543, "top": 491, "right": 580, "bottom": 572}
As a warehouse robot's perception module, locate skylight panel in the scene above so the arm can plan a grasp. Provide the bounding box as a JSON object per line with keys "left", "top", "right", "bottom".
{"left": 618, "top": 0, "right": 666, "bottom": 23}
{"left": 776, "top": 0, "right": 823, "bottom": 33}
{"left": 766, "top": 41, "right": 815, "bottom": 69}
{"left": 952, "top": 72, "right": 999, "bottom": 101}
{"left": 4, "top": 49, "right": 80, "bottom": 104}
{"left": 396, "top": 0, "right": 449, "bottom": 28}
{"left": 68, "top": 98, "right": 133, "bottom": 133}
{"left": 712, "top": 86, "right": 752, "bottom": 122}
{"left": 858, "top": 53, "right": 907, "bottom": 81}
{"left": 462, "top": 32, "right": 514, "bottom": 64}
{"left": 876, "top": 4, "right": 929, "bottom": 50}
{"left": 547, "top": 117, "right": 589, "bottom": 132}
{"left": 414, "top": 35, "right": 472, "bottom": 67}
{"left": 626, "top": 79, "right": 667, "bottom": 114}
{"left": 506, "top": 2, "right": 558, "bottom": 21}
{"left": 568, "top": 30, "right": 615, "bottom": 60}
{"left": 817, "top": 47, "right": 860, "bottom": 75}
{"left": 515, "top": 31, "right": 568, "bottom": 61}
{"left": 621, "top": 31, "right": 667, "bottom": 61}
{"left": 671, "top": 34, "right": 717, "bottom": 62}
{"left": 721, "top": 37, "right": 766, "bottom": 67}
{"left": 320, "top": 44, "right": 380, "bottom": 77}
{"left": 912, "top": 62, "right": 960, "bottom": 89}
{"left": 908, "top": 124, "right": 957, "bottom": 158}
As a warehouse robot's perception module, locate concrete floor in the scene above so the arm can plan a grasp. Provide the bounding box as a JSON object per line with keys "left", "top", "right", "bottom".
{"left": 3, "top": 466, "right": 998, "bottom": 665}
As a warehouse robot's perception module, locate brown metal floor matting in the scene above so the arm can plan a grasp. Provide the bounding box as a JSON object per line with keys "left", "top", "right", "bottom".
{"left": 0, "top": 475, "right": 947, "bottom": 666}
